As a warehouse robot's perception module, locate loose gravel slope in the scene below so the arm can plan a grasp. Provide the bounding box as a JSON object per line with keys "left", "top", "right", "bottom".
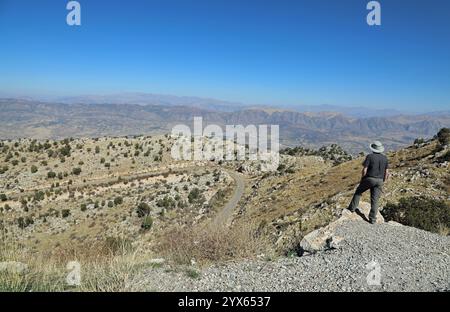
{"left": 134, "top": 220, "right": 450, "bottom": 292}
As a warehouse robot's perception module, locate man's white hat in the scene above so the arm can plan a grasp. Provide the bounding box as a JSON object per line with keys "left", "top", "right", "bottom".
{"left": 370, "top": 141, "right": 385, "bottom": 153}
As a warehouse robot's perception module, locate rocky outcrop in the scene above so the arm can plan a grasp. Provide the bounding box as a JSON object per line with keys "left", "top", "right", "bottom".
{"left": 280, "top": 144, "right": 352, "bottom": 165}
{"left": 134, "top": 219, "right": 450, "bottom": 292}
{"left": 299, "top": 202, "right": 385, "bottom": 253}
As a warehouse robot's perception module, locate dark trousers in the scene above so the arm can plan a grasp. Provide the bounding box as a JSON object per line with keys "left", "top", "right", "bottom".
{"left": 348, "top": 177, "right": 384, "bottom": 222}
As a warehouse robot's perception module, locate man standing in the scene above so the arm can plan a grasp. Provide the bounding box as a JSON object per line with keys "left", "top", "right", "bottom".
{"left": 348, "top": 141, "right": 389, "bottom": 224}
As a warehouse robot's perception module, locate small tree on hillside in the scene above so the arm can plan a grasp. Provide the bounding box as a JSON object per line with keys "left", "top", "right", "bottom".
{"left": 437, "top": 128, "right": 450, "bottom": 146}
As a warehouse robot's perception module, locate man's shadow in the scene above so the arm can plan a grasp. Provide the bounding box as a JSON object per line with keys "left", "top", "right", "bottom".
{"left": 355, "top": 208, "right": 370, "bottom": 222}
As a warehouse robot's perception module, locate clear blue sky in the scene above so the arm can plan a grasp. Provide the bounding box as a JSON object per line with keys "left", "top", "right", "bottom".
{"left": 0, "top": 0, "right": 449, "bottom": 111}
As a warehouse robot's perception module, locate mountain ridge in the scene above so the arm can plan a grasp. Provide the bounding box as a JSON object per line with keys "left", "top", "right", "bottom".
{"left": 1, "top": 98, "right": 449, "bottom": 153}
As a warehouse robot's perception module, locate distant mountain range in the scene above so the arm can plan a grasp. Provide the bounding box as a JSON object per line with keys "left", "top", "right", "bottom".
{"left": 13, "top": 92, "right": 448, "bottom": 118}
{"left": 44, "top": 93, "right": 245, "bottom": 113}
{"left": 1, "top": 97, "right": 449, "bottom": 153}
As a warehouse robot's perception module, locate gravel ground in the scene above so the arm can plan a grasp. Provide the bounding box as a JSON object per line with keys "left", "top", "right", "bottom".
{"left": 133, "top": 221, "right": 450, "bottom": 292}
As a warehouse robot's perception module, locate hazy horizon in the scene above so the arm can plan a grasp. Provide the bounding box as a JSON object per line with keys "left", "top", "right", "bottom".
{"left": 1, "top": 0, "right": 450, "bottom": 111}
{"left": 1, "top": 90, "right": 448, "bottom": 116}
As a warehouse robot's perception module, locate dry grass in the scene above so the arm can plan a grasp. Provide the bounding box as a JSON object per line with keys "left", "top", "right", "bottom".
{"left": 438, "top": 223, "right": 450, "bottom": 236}
{"left": 157, "top": 222, "right": 272, "bottom": 265}
{"left": 0, "top": 233, "right": 146, "bottom": 292}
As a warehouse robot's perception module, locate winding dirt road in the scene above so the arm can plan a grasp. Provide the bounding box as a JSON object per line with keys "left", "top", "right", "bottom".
{"left": 212, "top": 170, "right": 245, "bottom": 226}
{"left": 7, "top": 161, "right": 246, "bottom": 227}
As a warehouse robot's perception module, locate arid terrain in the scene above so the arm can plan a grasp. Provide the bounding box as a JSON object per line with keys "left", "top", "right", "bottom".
{"left": 0, "top": 127, "right": 449, "bottom": 291}
{"left": 2, "top": 0, "right": 449, "bottom": 295}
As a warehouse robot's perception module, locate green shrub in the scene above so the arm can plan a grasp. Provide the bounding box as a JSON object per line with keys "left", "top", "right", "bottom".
{"left": 437, "top": 128, "right": 450, "bottom": 145}
{"left": 107, "top": 201, "right": 114, "bottom": 208}
{"left": 80, "top": 203, "right": 87, "bottom": 212}
{"left": 33, "top": 191, "right": 45, "bottom": 201}
{"left": 277, "top": 164, "right": 286, "bottom": 171}
{"left": 30, "top": 165, "right": 38, "bottom": 173}
{"left": 382, "top": 196, "right": 450, "bottom": 234}
{"left": 0, "top": 166, "right": 8, "bottom": 174}
{"left": 185, "top": 269, "right": 200, "bottom": 279}
{"left": 47, "top": 171, "right": 56, "bottom": 179}
{"left": 72, "top": 167, "right": 82, "bottom": 175}
{"left": 188, "top": 188, "right": 200, "bottom": 203}
{"left": 136, "top": 202, "right": 150, "bottom": 217}
{"left": 141, "top": 216, "right": 153, "bottom": 231}
{"left": 114, "top": 197, "right": 123, "bottom": 205}
{"left": 61, "top": 209, "right": 70, "bottom": 218}
{"left": 0, "top": 193, "right": 7, "bottom": 202}
{"left": 17, "top": 216, "right": 34, "bottom": 229}
{"left": 156, "top": 196, "right": 176, "bottom": 209}
{"left": 59, "top": 145, "right": 71, "bottom": 157}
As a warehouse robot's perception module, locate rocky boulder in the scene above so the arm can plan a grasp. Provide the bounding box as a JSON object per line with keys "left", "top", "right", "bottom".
{"left": 299, "top": 202, "right": 384, "bottom": 253}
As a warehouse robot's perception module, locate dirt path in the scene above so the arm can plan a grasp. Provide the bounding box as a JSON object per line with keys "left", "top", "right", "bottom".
{"left": 212, "top": 170, "right": 245, "bottom": 226}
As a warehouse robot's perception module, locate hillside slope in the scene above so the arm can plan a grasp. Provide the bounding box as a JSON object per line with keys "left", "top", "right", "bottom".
{"left": 232, "top": 138, "right": 449, "bottom": 253}
{"left": 132, "top": 219, "right": 449, "bottom": 292}
{"left": 0, "top": 130, "right": 448, "bottom": 292}
{"left": 132, "top": 134, "right": 449, "bottom": 292}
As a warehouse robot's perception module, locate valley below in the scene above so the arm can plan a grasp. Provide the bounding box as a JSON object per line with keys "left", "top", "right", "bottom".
{"left": 2, "top": 98, "right": 450, "bottom": 153}
{"left": 0, "top": 126, "right": 449, "bottom": 292}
